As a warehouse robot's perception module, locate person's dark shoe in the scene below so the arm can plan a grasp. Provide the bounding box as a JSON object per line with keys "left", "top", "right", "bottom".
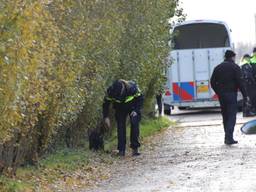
{"left": 225, "top": 140, "right": 238, "bottom": 145}
{"left": 118, "top": 150, "right": 125, "bottom": 157}
{"left": 132, "top": 148, "right": 140, "bottom": 156}
{"left": 243, "top": 111, "right": 256, "bottom": 117}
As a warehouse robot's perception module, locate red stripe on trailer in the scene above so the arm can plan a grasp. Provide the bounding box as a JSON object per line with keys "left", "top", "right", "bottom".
{"left": 180, "top": 88, "right": 193, "bottom": 100}
{"left": 173, "top": 82, "right": 194, "bottom": 101}
{"left": 189, "top": 82, "right": 194, "bottom": 87}
{"left": 173, "top": 83, "right": 180, "bottom": 95}
{"left": 173, "top": 83, "right": 181, "bottom": 101}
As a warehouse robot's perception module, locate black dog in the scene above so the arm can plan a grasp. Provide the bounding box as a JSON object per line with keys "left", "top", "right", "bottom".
{"left": 89, "top": 121, "right": 107, "bottom": 151}
{"left": 89, "top": 130, "right": 104, "bottom": 150}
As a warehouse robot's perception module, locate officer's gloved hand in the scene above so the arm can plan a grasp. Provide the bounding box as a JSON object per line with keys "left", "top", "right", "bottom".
{"left": 130, "top": 111, "right": 137, "bottom": 117}
{"left": 104, "top": 117, "right": 111, "bottom": 128}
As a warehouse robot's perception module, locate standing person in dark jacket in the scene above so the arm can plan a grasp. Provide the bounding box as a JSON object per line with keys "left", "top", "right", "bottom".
{"left": 249, "top": 48, "right": 256, "bottom": 110}
{"left": 103, "top": 79, "right": 143, "bottom": 156}
{"left": 210, "top": 50, "right": 247, "bottom": 145}
{"left": 156, "top": 93, "right": 163, "bottom": 116}
{"left": 240, "top": 54, "right": 256, "bottom": 117}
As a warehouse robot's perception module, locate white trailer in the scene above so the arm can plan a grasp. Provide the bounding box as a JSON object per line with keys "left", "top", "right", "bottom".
{"left": 163, "top": 20, "right": 234, "bottom": 114}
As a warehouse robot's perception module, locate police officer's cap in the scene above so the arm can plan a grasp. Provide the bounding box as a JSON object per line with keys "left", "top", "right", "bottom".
{"left": 224, "top": 50, "right": 236, "bottom": 59}
{"left": 107, "top": 80, "right": 124, "bottom": 98}
{"left": 243, "top": 54, "right": 250, "bottom": 58}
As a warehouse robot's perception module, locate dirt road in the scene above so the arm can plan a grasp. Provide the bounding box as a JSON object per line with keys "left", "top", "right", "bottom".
{"left": 86, "top": 109, "right": 256, "bottom": 192}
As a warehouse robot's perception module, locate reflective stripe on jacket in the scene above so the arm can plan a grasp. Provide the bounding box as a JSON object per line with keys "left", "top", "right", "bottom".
{"left": 250, "top": 55, "right": 256, "bottom": 64}
{"left": 106, "top": 91, "right": 142, "bottom": 103}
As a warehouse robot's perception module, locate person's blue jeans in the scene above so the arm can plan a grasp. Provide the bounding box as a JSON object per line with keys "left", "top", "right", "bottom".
{"left": 218, "top": 92, "right": 238, "bottom": 141}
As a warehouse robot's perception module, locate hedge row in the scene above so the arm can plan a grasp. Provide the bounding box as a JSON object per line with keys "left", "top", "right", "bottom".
{"left": 0, "top": 0, "right": 183, "bottom": 172}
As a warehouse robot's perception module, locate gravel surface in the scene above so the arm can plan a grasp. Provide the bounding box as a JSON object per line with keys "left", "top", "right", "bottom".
{"left": 86, "top": 109, "right": 256, "bottom": 192}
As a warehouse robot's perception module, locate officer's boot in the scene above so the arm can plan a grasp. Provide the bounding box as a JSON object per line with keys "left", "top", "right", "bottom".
{"left": 118, "top": 150, "right": 125, "bottom": 157}
{"left": 224, "top": 134, "right": 238, "bottom": 145}
{"left": 225, "top": 140, "right": 238, "bottom": 145}
{"left": 132, "top": 148, "right": 140, "bottom": 156}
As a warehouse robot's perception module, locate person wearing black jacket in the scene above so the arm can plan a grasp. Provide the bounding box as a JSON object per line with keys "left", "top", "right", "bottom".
{"left": 210, "top": 50, "right": 247, "bottom": 145}
{"left": 103, "top": 79, "right": 143, "bottom": 156}
{"left": 240, "top": 54, "right": 256, "bottom": 117}
{"left": 156, "top": 93, "right": 163, "bottom": 116}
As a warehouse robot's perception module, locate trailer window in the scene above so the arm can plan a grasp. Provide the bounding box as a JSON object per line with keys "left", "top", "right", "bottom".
{"left": 173, "top": 23, "right": 230, "bottom": 50}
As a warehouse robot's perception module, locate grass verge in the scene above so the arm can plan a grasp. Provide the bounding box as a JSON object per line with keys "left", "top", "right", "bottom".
{"left": 0, "top": 116, "right": 173, "bottom": 192}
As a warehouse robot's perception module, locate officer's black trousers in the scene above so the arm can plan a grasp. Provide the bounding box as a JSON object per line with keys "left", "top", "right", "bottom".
{"left": 115, "top": 110, "right": 141, "bottom": 152}
{"left": 218, "top": 92, "right": 237, "bottom": 141}
{"left": 156, "top": 95, "right": 162, "bottom": 115}
{"left": 246, "top": 83, "right": 256, "bottom": 111}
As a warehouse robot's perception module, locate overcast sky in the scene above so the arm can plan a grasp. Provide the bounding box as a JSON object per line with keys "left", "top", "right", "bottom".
{"left": 180, "top": 0, "right": 256, "bottom": 44}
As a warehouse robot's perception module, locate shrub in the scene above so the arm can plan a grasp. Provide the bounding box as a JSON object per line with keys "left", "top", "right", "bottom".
{"left": 0, "top": 0, "right": 183, "bottom": 171}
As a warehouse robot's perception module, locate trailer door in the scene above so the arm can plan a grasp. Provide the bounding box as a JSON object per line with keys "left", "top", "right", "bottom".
{"left": 194, "top": 49, "right": 210, "bottom": 99}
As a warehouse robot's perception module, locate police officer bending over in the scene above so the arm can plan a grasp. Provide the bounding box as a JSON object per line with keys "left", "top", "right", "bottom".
{"left": 210, "top": 50, "right": 247, "bottom": 145}
{"left": 103, "top": 79, "right": 144, "bottom": 156}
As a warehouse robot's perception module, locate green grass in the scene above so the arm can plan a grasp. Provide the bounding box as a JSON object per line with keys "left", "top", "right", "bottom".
{"left": 0, "top": 116, "right": 173, "bottom": 191}
{"left": 140, "top": 116, "right": 172, "bottom": 138}
{"left": 0, "top": 176, "right": 31, "bottom": 192}
{"left": 39, "top": 148, "right": 90, "bottom": 170}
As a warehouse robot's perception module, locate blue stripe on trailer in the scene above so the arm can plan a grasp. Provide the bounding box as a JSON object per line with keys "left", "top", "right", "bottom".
{"left": 180, "top": 82, "right": 195, "bottom": 98}
{"left": 173, "top": 93, "right": 181, "bottom": 101}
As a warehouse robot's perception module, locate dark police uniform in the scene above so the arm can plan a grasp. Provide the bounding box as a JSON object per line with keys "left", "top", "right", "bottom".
{"left": 210, "top": 51, "right": 246, "bottom": 144}
{"left": 250, "top": 53, "right": 256, "bottom": 111}
{"left": 241, "top": 57, "right": 256, "bottom": 116}
{"left": 103, "top": 80, "right": 143, "bottom": 156}
{"left": 156, "top": 93, "right": 162, "bottom": 115}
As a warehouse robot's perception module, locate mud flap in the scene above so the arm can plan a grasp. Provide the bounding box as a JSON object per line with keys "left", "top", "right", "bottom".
{"left": 241, "top": 119, "right": 256, "bottom": 134}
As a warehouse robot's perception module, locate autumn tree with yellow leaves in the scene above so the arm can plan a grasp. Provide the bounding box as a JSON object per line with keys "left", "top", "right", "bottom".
{"left": 0, "top": 0, "right": 183, "bottom": 172}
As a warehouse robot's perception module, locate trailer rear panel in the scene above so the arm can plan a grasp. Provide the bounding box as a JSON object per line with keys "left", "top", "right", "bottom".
{"left": 164, "top": 20, "right": 233, "bottom": 110}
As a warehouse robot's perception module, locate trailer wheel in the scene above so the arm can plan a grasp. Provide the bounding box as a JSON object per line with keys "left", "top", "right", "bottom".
{"left": 164, "top": 109, "right": 171, "bottom": 115}
{"left": 164, "top": 104, "right": 171, "bottom": 115}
